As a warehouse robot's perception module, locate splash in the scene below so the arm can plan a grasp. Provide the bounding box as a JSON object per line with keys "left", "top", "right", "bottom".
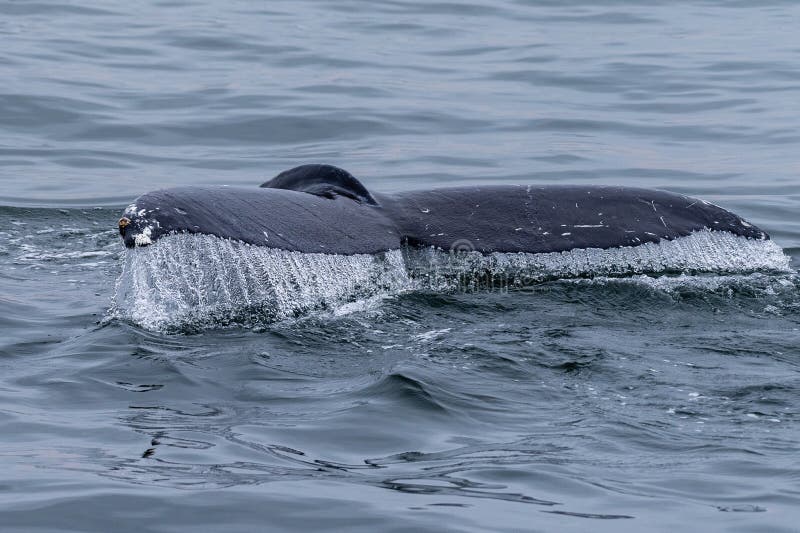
{"left": 112, "top": 230, "right": 792, "bottom": 331}
{"left": 112, "top": 233, "right": 410, "bottom": 331}
{"left": 406, "top": 230, "right": 791, "bottom": 291}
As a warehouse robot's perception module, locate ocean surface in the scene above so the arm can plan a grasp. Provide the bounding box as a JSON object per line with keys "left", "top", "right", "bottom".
{"left": 2, "top": 1, "right": 800, "bottom": 531}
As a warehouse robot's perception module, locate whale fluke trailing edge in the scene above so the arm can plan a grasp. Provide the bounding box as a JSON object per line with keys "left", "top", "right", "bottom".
{"left": 119, "top": 164, "right": 769, "bottom": 257}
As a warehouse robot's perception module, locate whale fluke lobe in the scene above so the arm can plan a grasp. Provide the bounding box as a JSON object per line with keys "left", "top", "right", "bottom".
{"left": 261, "top": 164, "right": 378, "bottom": 205}
{"left": 379, "top": 185, "right": 769, "bottom": 254}
{"left": 118, "top": 184, "right": 400, "bottom": 253}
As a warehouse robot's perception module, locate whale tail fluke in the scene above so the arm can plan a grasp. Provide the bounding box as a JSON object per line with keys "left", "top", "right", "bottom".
{"left": 261, "top": 164, "right": 378, "bottom": 205}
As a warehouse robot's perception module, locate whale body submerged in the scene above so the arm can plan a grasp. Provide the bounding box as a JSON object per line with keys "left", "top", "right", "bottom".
{"left": 119, "top": 164, "right": 769, "bottom": 256}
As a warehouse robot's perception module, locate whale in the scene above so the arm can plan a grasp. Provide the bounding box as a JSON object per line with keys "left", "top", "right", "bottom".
{"left": 118, "top": 164, "right": 769, "bottom": 257}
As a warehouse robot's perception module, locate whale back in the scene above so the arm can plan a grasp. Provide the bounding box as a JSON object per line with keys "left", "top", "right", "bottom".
{"left": 260, "top": 164, "right": 377, "bottom": 205}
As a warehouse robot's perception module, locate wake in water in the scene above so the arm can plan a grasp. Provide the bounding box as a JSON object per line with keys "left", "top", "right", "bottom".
{"left": 111, "top": 231, "right": 792, "bottom": 331}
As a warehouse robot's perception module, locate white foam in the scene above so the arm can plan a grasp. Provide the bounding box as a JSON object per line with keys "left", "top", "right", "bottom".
{"left": 112, "top": 230, "right": 792, "bottom": 330}
{"left": 567, "top": 272, "right": 797, "bottom": 294}
{"left": 112, "top": 233, "right": 410, "bottom": 331}
{"left": 406, "top": 230, "right": 791, "bottom": 290}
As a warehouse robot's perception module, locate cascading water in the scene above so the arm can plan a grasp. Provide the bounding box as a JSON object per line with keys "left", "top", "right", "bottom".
{"left": 407, "top": 229, "right": 791, "bottom": 291}
{"left": 112, "top": 233, "right": 411, "bottom": 331}
{"left": 112, "top": 230, "right": 792, "bottom": 331}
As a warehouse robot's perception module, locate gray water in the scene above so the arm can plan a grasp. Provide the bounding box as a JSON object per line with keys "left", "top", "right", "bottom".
{"left": 2, "top": 1, "right": 800, "bottom": 531}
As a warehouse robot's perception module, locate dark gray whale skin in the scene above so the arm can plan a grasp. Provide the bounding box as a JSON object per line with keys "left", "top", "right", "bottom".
{"left": 118, "top": 164, "right": 767, "bottom": 254}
